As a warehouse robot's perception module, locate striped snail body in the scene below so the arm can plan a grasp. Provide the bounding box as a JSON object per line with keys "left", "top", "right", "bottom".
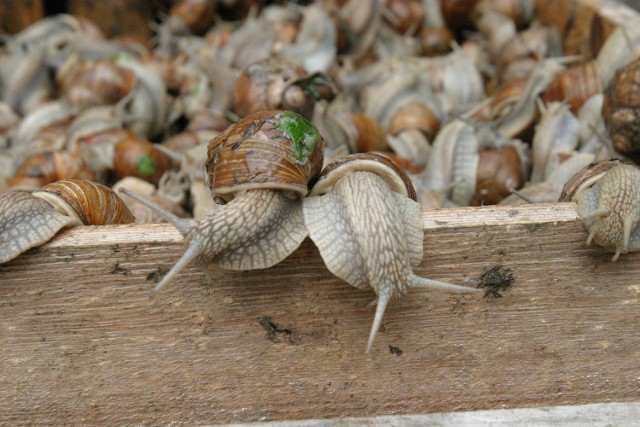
{"left": 122, "top": 109, "right": 324, "bottom": 295}
{"left": 0, "top": 179, "right": 135, "bottom": 264}
{"left": 302, "top": 153, "right": 481, "bottom": 352}
{"left": 561, "top": 160, "right": 640, "bottom": 261}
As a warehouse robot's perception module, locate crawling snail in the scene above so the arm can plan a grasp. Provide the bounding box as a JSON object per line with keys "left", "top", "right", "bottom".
{"left": 121, "top": 109, "right": 324, "bottom": 295}
{"left": 0, "top": 179, "right": 134, "bottom": 264}
{"left": 302, "top": 153, "right": 482, "bottom": 352}
{"left": 560, "top": 160, "right": 640, "bottom": 261}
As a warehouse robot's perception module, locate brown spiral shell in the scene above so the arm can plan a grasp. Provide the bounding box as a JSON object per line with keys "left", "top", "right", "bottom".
{"left": 473, "top": 146, "right": 524, "bottom": 205}
{"left": 168, "top": 0, "right": 216, "bottom": 35}
{"left": 11, "top": 151, "right": 95, "bottom": 189}
{"left": 387, "top": 100, "right": 440, "bottom": 140}
{"left": 232, "top": 57, "right": 313, "bottom": 119}
{"left": 542, "top": 61, "right": 603, "bottom": 114}
{"left": 32, "top": 179, "right": 135, "bottom": 225}
{"left": 206, "top": 109, "right": 324, "bottom": 202}
{"left": 602, "top": 58, "right": 640, "bottom": 157}
{"left": 113, "top": 130, "right": 175, "bottom": 186}
{"left": 335, "top": 112, "right": 389, "bottom": 153}
{"left": 419, "top": 27, "right": 454, "bottom": 57}
{"left": 558, "top": 159, "right": 627, "bottom": 202}
{"left": 58, "top": 59, "right": 136, "bottom": 109}
{"left": 383, "top": 0, "right": 424, "bottom": 35}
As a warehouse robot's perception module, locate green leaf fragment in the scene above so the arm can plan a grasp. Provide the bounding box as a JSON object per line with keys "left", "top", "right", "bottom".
{"left": 137, "top": 155, "right": 157, "bottom": 176}
{"left": 112, "top": 51, "right": 135, "bottom": 65}
{"left": 276, "top": 111, "right": 320, "bottom": 163}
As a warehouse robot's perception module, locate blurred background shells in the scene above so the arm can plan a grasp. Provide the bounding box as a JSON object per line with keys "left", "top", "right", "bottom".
{"left": 1, "top": 0, "right": 640, "bottom": 223}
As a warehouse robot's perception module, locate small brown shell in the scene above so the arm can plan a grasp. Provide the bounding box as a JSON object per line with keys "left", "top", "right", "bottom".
{"left": 473, "top": 146, "right": 524, "bottom": 205}
{"left": 475, "top": 77, "right": 528, "bottom": 122}
{"left": 419, "top": 27, "right": 454, "bottom": 57}
{"left": 32, "top": 179, "right": 135, "bottom": 225}
{"left": 232, "top": 57, "right": 315, "bottom": 119}
{"left": 168, "top": 0, "right": 216, "bottom": 35}
{"left": 206, "top": 109, "right": 324, "bottom": 202}
{"left": 310, "top": 153, "right": 417, "bottom": 201}
{"left": 542, "top": 61, "right": 603, "bottom": 114}
{"left": 387, "top": 100, "right": 440, "bottom": 139}
{"left": 335, "top": 112, "right": 389, "bottom": 153}
{"left": 558, "top": 159, "right": 626, "bottom": 202}
{"left": 59, "top": 59, "right": 136, "bottom": 109}
{"left": 11, "top": 151, "right": 95, "bottom": 189}
{"left": 113, "top": 131, "right": 175, "bottom": 186}
{"left": 383, "top": 0, "right": 424, "bottom": 35}
{"left": 602, "top": 58, "right": 640, "bottom": 156}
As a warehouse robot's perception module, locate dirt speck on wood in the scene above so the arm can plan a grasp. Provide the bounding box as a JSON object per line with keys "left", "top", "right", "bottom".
{"left": 146, "top": 267, "right": 170, "bottom": 283}
{"left": 476, "top": 264, "right": 515, "bottom": 300}
{"left": 260, "top": 316, "right": 297, "bottom": 345}
{"left": 389, "top": 345, "right": 403, "bottom": 356}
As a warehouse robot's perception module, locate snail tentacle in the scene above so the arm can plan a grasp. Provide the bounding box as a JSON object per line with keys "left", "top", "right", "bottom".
{"left": 119, "top": 187, "right": 194, "bottom": 235}
{"left": 367, "top": 285, "right": 392, "bottom": 354}
{"left": 150, "top": 241, "right": 204, "bottom": 296}
{"left": 410, "top": 274, "right": 483, "bottom": 293}
{"left": 126, "top": 188, "right": 307, "bottom": 294}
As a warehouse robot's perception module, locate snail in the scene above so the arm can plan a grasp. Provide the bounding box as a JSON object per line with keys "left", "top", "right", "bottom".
{"left": 302, "top": 153, "right": 481, "bottom": 352}
{"left": 602, "top": 57, "right": 640, "bottom": 159}
{"left": 0, "top": 179, "right": 134, "bottom": 264}
{"left": 56, "top": 54, "right": 137, "bottom": 110}
{"left": 10, "top": 150, "right": 95, "bottom": 189}
{"left": 529, "top": 101, "right": 580, "bottom": 183}
{"left": 232, "top": 57, "right": 334, "bottom": 120}
{"left": 119, "top": 109, "right": 324, "bottom": 295}
{"left": 560, "top": 160, "right": 640, "bottom": 261}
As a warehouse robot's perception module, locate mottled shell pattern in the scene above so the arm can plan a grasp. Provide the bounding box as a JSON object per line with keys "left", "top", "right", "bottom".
{"left": 206, "top": 109, "right": 324, "bottom": 202}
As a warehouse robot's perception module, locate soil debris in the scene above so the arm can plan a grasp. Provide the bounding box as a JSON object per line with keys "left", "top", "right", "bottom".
{"left": 260, "top": 316, "right": 295, "bottom": 344}
{"left": 146, "top": 267, "right": 170, "bottom": 283}
{"left": 476, "top": 264, "right": 515, "bottom": 300}
{"left": 389, "top": 345, "right": 403, "bottom": 356}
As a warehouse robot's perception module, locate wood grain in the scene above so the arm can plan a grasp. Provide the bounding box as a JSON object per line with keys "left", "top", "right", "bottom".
{"left": 1, "top": 203, "right": 639, "bottom": 425}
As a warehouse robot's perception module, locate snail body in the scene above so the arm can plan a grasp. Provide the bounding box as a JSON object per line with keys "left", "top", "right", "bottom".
{"left": 302, "top": 153, "right": 480, "bottom": 352}
{"left": 561, "top": 161, "right": 640, "bottom": 261}
{"left": 0, "top": 179, "right": 134, "bottom": 264}
{"left": 121, "top": 109, "right": 324, "bottom": 295}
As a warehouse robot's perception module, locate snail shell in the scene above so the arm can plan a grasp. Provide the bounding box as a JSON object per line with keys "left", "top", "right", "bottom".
{"left": 121, "top": 109, "right": 324, "bottom": 295}
{"left": 560, "top": 160, "right": 640, "bottom": 261}
{"left": 602, "top": 57, "right": 640, "bottom": 157}
{"left": 542, "top": 61, "right": 603, "bottom": 114}
{"left": 0, "top": 179, "right": 134, "bottom": 264}
{"left": 232, "top": 57, "right": 325, "bottom": 119}
{"left": 10, "top": 151, "right": 95, "bottom": 189}
{"left": 32, "top": 179, "right": 135, "bottom": 225}
{"left": 206, "top": 109, "right": 324, "bottom": 203}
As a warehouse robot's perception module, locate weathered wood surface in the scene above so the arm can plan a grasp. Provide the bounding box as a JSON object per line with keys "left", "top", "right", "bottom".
{"left": 1, "top": 203, "right": 640, "bottom": 425}
{"left": 234, "top": 401, "right": 640, "bottom": 427}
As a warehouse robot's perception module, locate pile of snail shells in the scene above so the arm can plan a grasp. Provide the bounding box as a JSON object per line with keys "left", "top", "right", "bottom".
{"left": 2, "top": 1, "right": 640, "bottom": 349}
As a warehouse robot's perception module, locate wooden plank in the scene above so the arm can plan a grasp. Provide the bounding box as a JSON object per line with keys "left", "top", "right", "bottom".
{"left": 1, "top": 202, "right": 640, "bottom": 425}
{"left": 232, "top": 401, "right": 640, "bottom": 426}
